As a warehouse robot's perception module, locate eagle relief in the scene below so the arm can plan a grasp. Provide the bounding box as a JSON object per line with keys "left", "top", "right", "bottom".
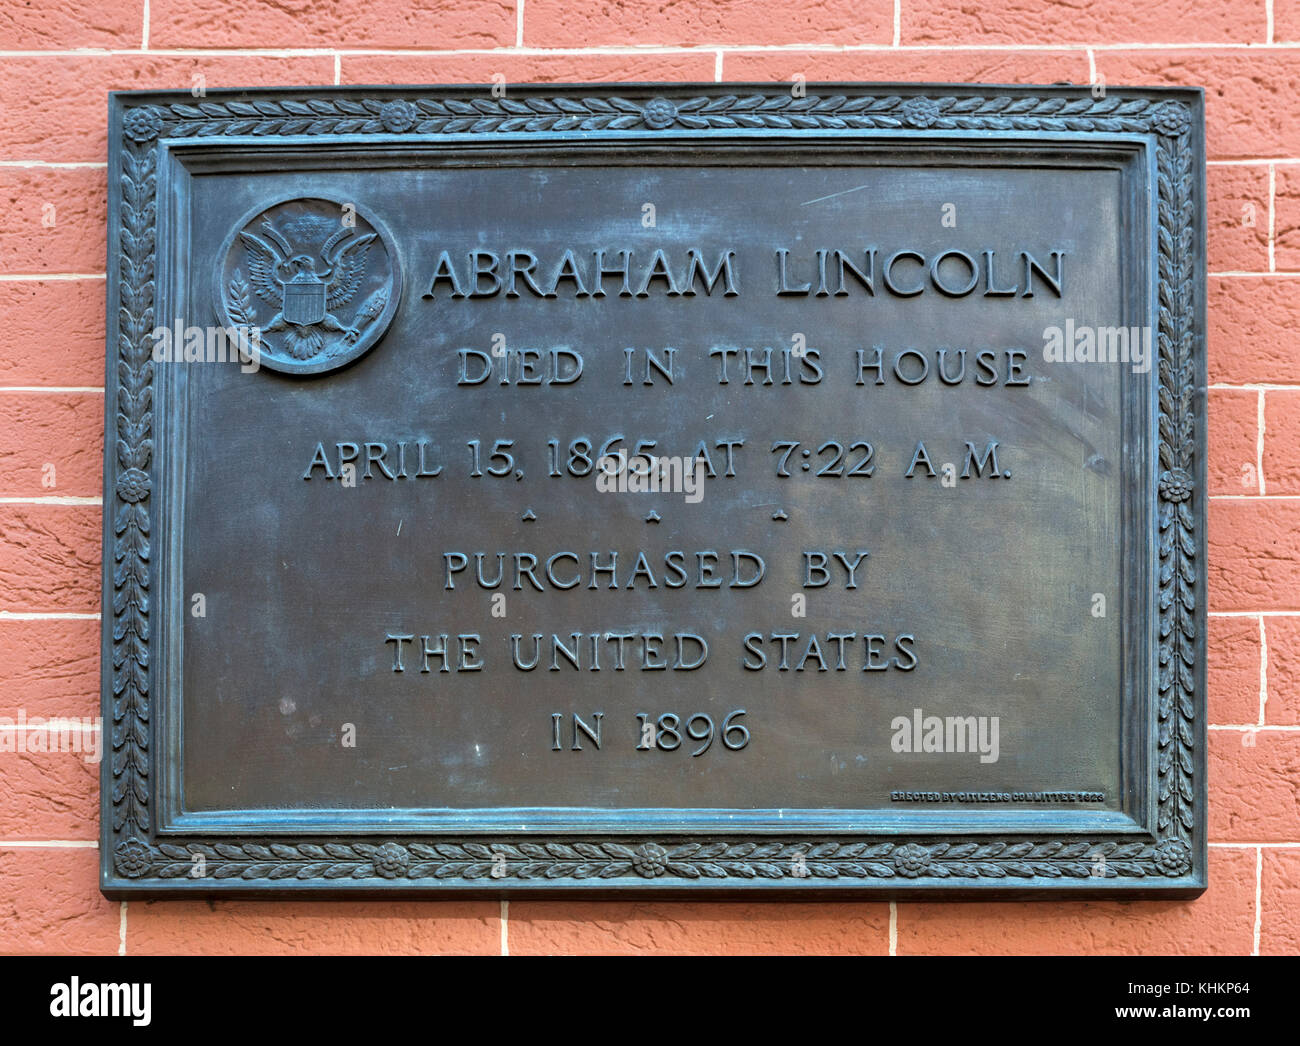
{"left": 213, "top": 196, "right": 402, "bottom": 375}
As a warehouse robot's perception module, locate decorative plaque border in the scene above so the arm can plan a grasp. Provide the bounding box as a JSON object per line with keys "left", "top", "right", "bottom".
{"left": 103, "top": 84, "right": 1207, "bottom": 897}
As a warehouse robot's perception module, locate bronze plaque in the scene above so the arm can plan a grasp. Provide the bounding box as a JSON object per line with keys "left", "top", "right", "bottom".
{"left": 102, "top": 83, "right": 1208, "bottom": 896}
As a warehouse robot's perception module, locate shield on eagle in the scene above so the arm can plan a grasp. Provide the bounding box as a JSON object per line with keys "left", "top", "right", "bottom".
{"left": 282, "top": 275, "right": 327, "bottom": 326}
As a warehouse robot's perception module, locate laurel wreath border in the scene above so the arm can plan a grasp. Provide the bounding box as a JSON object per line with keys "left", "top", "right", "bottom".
{"left": 107, "top": 88, "right": 1201, "bottom": 887}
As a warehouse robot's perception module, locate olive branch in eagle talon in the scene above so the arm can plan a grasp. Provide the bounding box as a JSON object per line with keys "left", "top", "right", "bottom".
{"left": 226, "top": 270, "right": 255, "bottom": 326}
{"left": 236, "top": 218, "right": 375, "bottom": 359}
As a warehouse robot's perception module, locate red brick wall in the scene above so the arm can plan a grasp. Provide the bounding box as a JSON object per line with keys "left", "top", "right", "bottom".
{"left": 1, "top": 0, "right": 1296, "bottom": 956}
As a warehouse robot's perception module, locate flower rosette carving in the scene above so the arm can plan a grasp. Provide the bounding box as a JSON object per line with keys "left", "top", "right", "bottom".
{"left": 1159, "top": 467, "right": 1193, "bottom": 503}
{"left": 901, "top": 97, "right": 941, "bottom": 128}
{"left": 379, "top": 100, "right": 417, "bottom": 133}
{"left": 123, "top": 106, "right": 162, "bottom": 143}
{"left": 1151, "top": 101, "right": 1192, "bottom": 139}
{"left": 630, "top": 843, "right": 670, "bottom": 878}
{"left": 1153, "top": 840, "right": 1193, "bottom": 877}
{"left": 892, "top": 843, "right": 933, "bottom": 877}
{"left": 115, "top": 466, "right": 150, "bottom": 503}
{"left": 641, "top": 97, "right": 678, "bottom": 130}
{"left": 114, "top": 839, "right": 154, "bottom": 878}
{"left": 370, "top": 842, "right": 411, "bottom": 878}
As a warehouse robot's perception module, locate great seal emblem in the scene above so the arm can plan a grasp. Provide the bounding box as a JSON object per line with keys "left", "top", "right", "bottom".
{"left": 213, "top": 196, "right": 402, "bottom": 375}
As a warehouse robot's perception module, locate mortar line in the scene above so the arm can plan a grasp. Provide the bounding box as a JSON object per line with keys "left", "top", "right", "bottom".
{"left": 0, "top": 721, "right": 100, "bottom": 732}
{"left": 1253, "top": 847, "right": 1263, "bottom": 955}
{"left": 1210, "top": 611, "right": 1300, "bottom": 617}
{"left": 1208, "top": 493, "right": 1300, "bottom": 500}
{"left": 500, "top": 899, "right": 509, "bottom": 955}
{"left": 0, "top": 161, "right": 107, "bottom": 169}
{"left": 1258, "top": 390, "right": 1267, "bottom": 496}
{"left": 1207, "top": 724, "right": 1300, "bottom": 730}
{"left": 9, "top": 42, "right": 1300, "bottom": 59}
{"left": 1209, "top": 383, "right": 1300, "bottom": 390}
{"left": 0, "top": 496, "right": 102, "bottom": 505}
{"left": 0, "top": 273, "right": 105, "bottom": 281}
{"left": 119, "top": 901, "right": 128, "bottom": 957}
{"left": 0, "top": 612, "right": 101, "bottom": 620}
{"left": 1259, "top": 617, "right": 1269, "bottom": 725}
{"left": 1268, "top": 163, "right": 1277, "bottom": 272}
{"left": 889, "top": 902, "right": 897, "bottom": 955}
{"left": 1209, "top": 270, "right": 1300, "bottom": 277}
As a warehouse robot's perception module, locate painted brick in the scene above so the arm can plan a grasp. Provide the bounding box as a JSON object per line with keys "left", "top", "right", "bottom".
{"left": 1208, "top": 276, "right": 1300, "bottom": 385}
{"left": 0, "top": 0, "right": 143, "bottom": 49}
{"left": 0, "top": 55, "right": 336, "bottom": 164}
{"left": 0, "top": 618, "right": 100, "bottom": 718}
{"left": 0, "top": 504, "right": 101, "bottom": 613}
{"left": 524, "top": 0, "right": 892, "bottom": 48}
{"left": 0, "top": 846, "right": 119, "bottom": 955}
{"left": 1274, "top": 1, "right": 1300, "bottom": 42}
{"left": 0, "top": 393, "right": 103, "bottom": 498}
{"left": 1207, "top": 165, "right": 1270, "bottom": 272}
{"left": 127, "top": 899, "right": 500, "bottom": 955}
{"left": 722, "top": 48, "right": 1089, "bottom": 85}
{"left": 151, "top": 0, "right": 512, "bottom": 48}
{"left": 1094, "top": 50, "right": 1300, "bottom": 160}
{"left": 0, "top": 167, "right": 105, "bottom": 275}
{"left": 1276, "top": 166, "right": 1300, "bottom": 271}
{"left": 1264, "top": 616, "right": 1300, "bottom": 726}
{"left": 902, "top": 0, "right": 1267, "bottom": 46}
{"left": 1209, "top": 729, "right": 1300, "bottom": 842}
{"left": 1260, "top": 846, "right": 1300, "bottom": 954}
{"left": 1209, "top": 615, "right": 1262, "bottom": 724}
{"left": 0, "top": 747, "right": 99, "bottom": 839}
{"left": 1208, "top": 499, "right": 1300, "bottom": 612}
{"left": 0, "top": 280, "right": 105, "bottom": 388}
{"left": 508, "top": 901, "right": 889, "bottom": 955}
{"left": 341, "top": 51, "right": 718, "bottom": 87}
{"left": 1263, "top": 390, "right": 1300, "bottom": 493}
{"left": 1209, "top": 388, "right": 1260, "bottom": 495}
{"left": 896, "top": 848, "right": 1256, "bottom": 954}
